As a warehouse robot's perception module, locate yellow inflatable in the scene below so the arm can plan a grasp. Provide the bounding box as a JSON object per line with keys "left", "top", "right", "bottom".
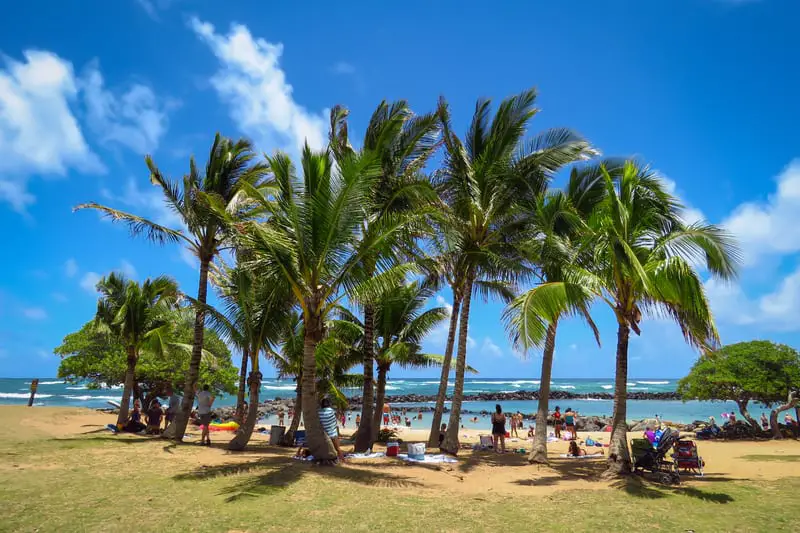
{"left": 208, "top": 421, "right": 239, "bottom": 432}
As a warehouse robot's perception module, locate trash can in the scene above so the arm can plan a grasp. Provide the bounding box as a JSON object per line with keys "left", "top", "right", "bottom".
{"left": 270, "top": 425, "right": 285, "bottom": 445}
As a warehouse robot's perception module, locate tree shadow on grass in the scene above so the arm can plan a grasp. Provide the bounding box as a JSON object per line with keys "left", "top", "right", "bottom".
{"left": 174, "top": 455, "right": 423, "bottom": 503}
{"left": 612, "top": 477, "right": 734, "bottom": 503}
{"left": 457, "top": 450, "right": 531, "bottom": 474}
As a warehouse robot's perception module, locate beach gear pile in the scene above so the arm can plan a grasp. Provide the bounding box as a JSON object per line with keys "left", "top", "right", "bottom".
{"left": 208, "top": 421, "right": 239, "bottom": 432}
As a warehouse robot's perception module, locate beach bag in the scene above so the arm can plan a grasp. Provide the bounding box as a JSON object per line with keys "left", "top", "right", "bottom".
{"left": 479, "top": 435, "right": 493, "bottom": 448}
{"left": 407, "top": 442, "right": 425, "bottom": 459}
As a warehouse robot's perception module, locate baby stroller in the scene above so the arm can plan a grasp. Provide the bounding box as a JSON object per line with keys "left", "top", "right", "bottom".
{"left": 672, "top": 439, "right": 704, "bottom": 476}
{"left": 633, "top": 427, "right": 681, "bottom": 485}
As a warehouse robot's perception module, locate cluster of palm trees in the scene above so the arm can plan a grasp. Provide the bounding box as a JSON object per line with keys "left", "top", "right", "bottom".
{"left": 75, "top": 87, "right": 739, "bottom": 477}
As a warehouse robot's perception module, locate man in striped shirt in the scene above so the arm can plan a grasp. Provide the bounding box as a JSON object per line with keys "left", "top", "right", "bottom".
{"left": 318, "top": 398, "right": 345, "bottom": 462}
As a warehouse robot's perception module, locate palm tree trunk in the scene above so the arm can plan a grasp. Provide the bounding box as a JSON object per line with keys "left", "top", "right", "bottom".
{"left": 354, "top": 304, "right": 375, "bottom": 452}
{"left": 302, "top": 303, "right": 337, "bottom": 461}
{"left": 372, "top": 365, "right": 388, "bottom": 440}
{"left": 529, "top": 320, "right": 558, "bottom": 464}
{"left": 441, "top": 272, "right": 474, "bottom": 454}
{"left": 604, "top": 321, "right": 632, "bottom": 478}
{"left": 165, "top": 256, "right": 210, "bottom": 441}
{"left": 228, "top": 365, "right": 262, "bottom": 451}
{"left": 235, "top": 348, "right": 249, "bottom": 422}
{"left": 282, "top": 384, "right": 302, "bottom": 446}
{"left": 735, "top": 399, "right": 760, "bottom": 431}
{"left": 427, "top": 292, "right": 461, "bottom": 447}
{"left": 117, "top": 346, "right": 137, "bottom": 426}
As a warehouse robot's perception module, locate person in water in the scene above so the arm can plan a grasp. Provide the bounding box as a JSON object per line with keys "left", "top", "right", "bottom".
{"left": 491, "top": 404, "right": 507, "bottom": 453}
{"left": 568, "top": 440, "right": 603, "bottom": 457}
{"left": 564, "top": 407, "right": 577, "bottom": 440}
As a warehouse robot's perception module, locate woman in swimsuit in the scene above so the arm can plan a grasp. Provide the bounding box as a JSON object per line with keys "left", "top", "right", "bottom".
{"left": 552, "top": 406, "right": 562, "bottom": 438}
{"left": 564, "top": 407, "right": 577, "bottom": 440}
{"left": 568, "top": 440, "right": 603, "bottom": 457}
{"left": 491, "top": 404, "right": 506, "bottom": 453}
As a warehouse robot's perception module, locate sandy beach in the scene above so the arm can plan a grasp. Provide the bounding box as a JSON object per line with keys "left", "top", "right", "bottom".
{"left": 4, "top": 406, "right": 799, "bottom": 497}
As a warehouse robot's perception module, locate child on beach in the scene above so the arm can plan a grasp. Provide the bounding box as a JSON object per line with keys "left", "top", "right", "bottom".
{"left": 355, "top": 414, "right": 361, "bottom": 427}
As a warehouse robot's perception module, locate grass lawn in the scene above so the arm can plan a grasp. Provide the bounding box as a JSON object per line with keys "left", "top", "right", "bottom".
{"left": 1, "top": 407, "right": 798, "bottom": 533}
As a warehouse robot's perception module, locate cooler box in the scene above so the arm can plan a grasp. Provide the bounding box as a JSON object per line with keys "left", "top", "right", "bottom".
{"left": 386, "top": 442, "right": 399, "bottom": 457}
{"left": 407, "top": 442, "right": 425, "bottom": 459}
{"left": 294, "top": 430, "right": 306, "bottom": 446}
{"left": 269, "top": 425, "right": 285, "bottom": 445}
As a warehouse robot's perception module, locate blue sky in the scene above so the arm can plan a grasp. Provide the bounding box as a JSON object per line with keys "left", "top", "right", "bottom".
{"left": 2, "top": 0, "right": 799, "bottom": 380}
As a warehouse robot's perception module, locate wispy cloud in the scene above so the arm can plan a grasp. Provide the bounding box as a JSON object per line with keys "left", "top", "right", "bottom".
{"left": 330, "top": 61, "right": 356, "bottom": 75}
{"left": 51, "top": 292, "right": 68, "bottom": 303}
{"left": 480, "top": 337, "right": 502, "bottom": 358}
{"left": 80, "top": 272, "right": 101, "bottom": 293}
{"left": 22, "top": 307, "right": 47, "bottom": 320}
{"left": 64, "top": 258, "right": 78, "bottom": 277}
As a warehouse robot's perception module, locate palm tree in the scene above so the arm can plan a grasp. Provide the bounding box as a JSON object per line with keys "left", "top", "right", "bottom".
{"left": 201, "top": 264, "right": 293, "bottom": 450}
{"left": 330, "top": 102, "right": 440, "bottom": 453}
{"left": 502, "top": 171, "right": 606, "bottom": 464}
{"left": 575, "top": 161, "right": 739, "bottom": 477}
{"left": 75, "top": 134, "right": 269, "bottom": 441}
{"left": 237, "top": 145, "right": 422, "bottom": 461}
{"left": 94, "top": 273, "right": 179, "bottom": 425}
{"left": 435, "top": 89, "right": 596, "bottom": 454}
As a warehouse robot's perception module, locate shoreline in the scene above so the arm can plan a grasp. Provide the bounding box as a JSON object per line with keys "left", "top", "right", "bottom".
{"left": 344, "top": 390, "right": 680, "bottom": 405}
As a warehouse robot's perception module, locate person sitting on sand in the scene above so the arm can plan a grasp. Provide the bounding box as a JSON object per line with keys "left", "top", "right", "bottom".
{"left": 123, "top": 399, "right": 147, "bottom": 433}
{"left": 491, "top": 404, "right": 507, "bottom": 454}
{"left": 567, "top": 440, "right": 603, "bottom": 457}
{"left": 527, "top": 425, "right": 535, "bottom": 438}
{"left": 318, "top": 398, "right": 345, "bottom": 463}
{"left": 295, "top": 447, "right": 312, "bottom": 459}
{"left": 644, "top": 426, "right": 656, "bottom": 445}
{"left": 146, "top": 400, "right": 163, "bottom": 435}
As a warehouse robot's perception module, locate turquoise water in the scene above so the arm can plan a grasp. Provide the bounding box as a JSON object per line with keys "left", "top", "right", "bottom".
{"left": 0, "top": 377, "right": 774, "bottom": 424}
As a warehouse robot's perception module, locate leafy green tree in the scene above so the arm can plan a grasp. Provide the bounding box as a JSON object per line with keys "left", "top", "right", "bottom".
{"left": 238, "top": 146, "right": 419, "bottom": 461}
{"left": 678, "top": 341, "right": 800, "bottom": 435}
{"left": 56, "top": 316, "right": 237, "bottom": 408}
{"left": 329, "top": 101, "right": 440, "bottom": 452}
{"left": 75, "top": 134, "right": 268, "bottom": 441}
{"left": 93, "top": 273, "right": 179, "bottom": 425}
{"left": 577, "top": 161, "right": 739, "bottom": 476}
{"left": 435, "top": 88, "right": 595, "bottom": 454}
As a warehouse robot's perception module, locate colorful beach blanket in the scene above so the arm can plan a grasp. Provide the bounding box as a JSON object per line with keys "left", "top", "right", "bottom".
{"left": 345, "top": 452, "right": 386, "bottom": 460}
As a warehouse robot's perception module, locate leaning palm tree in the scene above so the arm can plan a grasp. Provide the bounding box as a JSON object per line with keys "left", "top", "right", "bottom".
{"left": 94, "top": 273, "right": 179, "bottom": 425}
{"left": 435, "top": 89, "right": 596, "bottom": 454}
{"left": 75, "top": 134, "right": 269, "bottom": 441}
{"left": 576, "top": 161, "right": 739, "bottom": 477}
{"left": 200, "top": 264, "right": 293, "bottom": 450}
{"left": 237, "top": 145, "right": 422, "bottom": 461}
{"left": 502, "top": 177, "right": 604, "bottom": 464}
{"left": 330, "top": 102, "right": 440, "bottom": 452}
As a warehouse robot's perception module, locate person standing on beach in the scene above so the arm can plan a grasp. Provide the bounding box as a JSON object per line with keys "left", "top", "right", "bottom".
{"left": 564, "top": 407, "right": 577, "bottom": 440}
{"left": 491, "top": 404, "right": 507, "bottom": 453}
{"left": 278, "top": 408, "right": 285, "bottom": 426}
{"left": 383, "top": 402, "right": 391, "bottom": 427}
{"left": 552, "top": 406, "right": 562, "bottom": 438}
{"left": 196, "top": 384, "right": 214, "bottom": 446}
{"left": 165, "top": 386, "right": 181, "bottom": 430}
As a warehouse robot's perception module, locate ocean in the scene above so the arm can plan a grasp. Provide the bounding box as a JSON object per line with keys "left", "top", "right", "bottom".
{"left": 0, "top": 377, "right": 772, "bottom": 426}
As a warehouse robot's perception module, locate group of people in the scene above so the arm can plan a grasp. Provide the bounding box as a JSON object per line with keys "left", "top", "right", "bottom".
{"left": 380, "top": 404, "right": 423, "bottom": 428}
{"left": 551, "top": 406, "right": 578, "bottom": 439}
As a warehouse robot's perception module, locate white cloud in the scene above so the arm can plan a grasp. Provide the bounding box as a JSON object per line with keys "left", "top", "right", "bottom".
{"left": 467, "top": 336, "right": 476, "bottom": 349}
{"left": 661, "top": 176, "right": 705, "bottom": 226}
{"left": 36, "top": 349, "right": 50, "bottom": 359}
{"left": 51, "top": 292, "right": 68, "bottom": 303}
{"left": 64, "top": 258, "right": 78, "bottom": 277}
{"left": 569, "top": 343, "right": 578, "bottom": 350}
{"left": 189, "top": 17, "right": 327, "bottom": 155}
{"left": 0, "top": 50, "right": 104, "bottom": 212}
{"left": 135, "top": 0, "right": 179, "bottom": 20}
{"left": 119, "top": 259, "right": 137, "bottom": 279}
{"left": 100, "top": 176, "right": 183, "bottom": 229}
{"left": 705, "top": 268, "right": 800, "bottom": 331}
{"left": 722, "top": 160, "right": 800, "bottom": 267}
{"left": 479, "top": 337, "right": 502, "bottom": 358}
{"left": 330, "top": 61, "right": 356, "bottom": 75}
{"left": 435, "top": 295, "right": 453, "bottom": 316}
{"left": 80, "top": 272, "right": 101, "bottom": 293}
{"left": 179, "top": 247, "right": 198, "bottom": 269}
{"left": 81, "top": 63, "right": 172, "bottom": 154}
{"left": 22, "top": 307, "right": 47, "bottom": 320}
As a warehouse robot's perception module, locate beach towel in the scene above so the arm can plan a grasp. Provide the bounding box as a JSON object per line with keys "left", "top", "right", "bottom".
{"left": 546, "top": 436, "right": 559, "bottom": 443}
{"left": 292, "top": 455, "right": 315, "bottom": 462}
{"left": 397, "top": 453, "right": 458, "bottom": 464}
{"left": 345, "top": 452, "right": 386, "bottom": 460}
{"left": 559, "top": 454, "right": 602, "bottom": 459}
